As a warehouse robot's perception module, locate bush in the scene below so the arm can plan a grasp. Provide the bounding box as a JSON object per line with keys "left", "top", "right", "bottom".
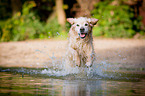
{"left": 0, "top": 1, "right": 63, "bottom": 42}
{"left": 44, "top": 17, "right": 62, "bottom": 39}
{"left": 1, "top": 1, "right": 41, "bottom": 41}
{"left": 91, "top": 1, "right": 143, "bottom": 38}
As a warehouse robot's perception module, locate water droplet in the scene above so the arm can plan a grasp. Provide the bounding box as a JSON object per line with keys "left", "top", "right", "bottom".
{"left": 57, "top": 32, "right": 60, "bottom": 35}
{"left": 36, "top": 62, "right": 39, "bottom": 65}
{"left": 123, "top": 58, "right": 126, "bottom": 60}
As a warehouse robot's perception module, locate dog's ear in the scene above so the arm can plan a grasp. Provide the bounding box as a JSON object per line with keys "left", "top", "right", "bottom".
{"left": 88, "top": 18, "right": 99, "bottom": 25}
{"left": 67, "top": 18, "right": 75, "bottom": 25}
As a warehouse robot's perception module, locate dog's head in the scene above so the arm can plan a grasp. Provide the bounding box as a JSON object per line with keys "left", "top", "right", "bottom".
{"left": 67, "top": 17, "right": 99, "bottom": 39}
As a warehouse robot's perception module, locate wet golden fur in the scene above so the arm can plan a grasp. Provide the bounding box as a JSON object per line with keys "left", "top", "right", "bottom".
{"left": 66, "top": 17, "right": 98, "bottom": 67}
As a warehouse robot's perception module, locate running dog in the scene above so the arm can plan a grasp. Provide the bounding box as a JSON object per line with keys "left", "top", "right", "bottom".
{"left": 66, "top": 17, "right": 99, "bottom": 67}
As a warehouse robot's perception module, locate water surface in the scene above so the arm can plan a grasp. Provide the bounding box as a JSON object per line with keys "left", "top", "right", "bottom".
{"left": 0, "top": 63, "right": 145, "bottom": 96}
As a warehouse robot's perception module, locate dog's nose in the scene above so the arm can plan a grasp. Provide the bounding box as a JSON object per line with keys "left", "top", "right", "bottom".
{"left": 80, "top": 27, "right": 85, "bottom": 32}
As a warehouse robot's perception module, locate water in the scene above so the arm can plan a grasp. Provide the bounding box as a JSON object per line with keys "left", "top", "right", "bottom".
{"left": 0, "top": 71, "right": 145, "bottom": 96}
{"left": 0, "top": 58, "right": 145, "bottom": 96}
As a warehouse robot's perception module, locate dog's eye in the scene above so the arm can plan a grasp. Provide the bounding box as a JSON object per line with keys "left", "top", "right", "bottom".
{"left": 76, "top": 24, "right": 79, "bottom": 26}
{"left": 85, "top": 23, "right": 88, "bottom": 26}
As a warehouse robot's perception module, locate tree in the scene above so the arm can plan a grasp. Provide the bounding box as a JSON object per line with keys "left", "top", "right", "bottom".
{"left": 11, "top": 0, "right": 22, "bottom": 16}
{"left": 56, "top": 0, "right": 66, "bottom": 27}
{"left": 76, "top": 0, "right": 100, "bottom": 17}
{"left": 139, "top": 0, "right": 145, "bottom": 26}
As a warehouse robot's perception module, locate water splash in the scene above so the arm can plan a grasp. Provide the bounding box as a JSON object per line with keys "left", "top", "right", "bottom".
{"left": 0, "top": 46, "right": 131, "bottom": 80}
{"left": 40, "top": 56, "right": 119, "bottom": 80}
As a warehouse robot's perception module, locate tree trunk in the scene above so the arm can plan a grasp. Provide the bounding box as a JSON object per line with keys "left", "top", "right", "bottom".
{"left": 11, "top": 0, "right": 22, "bottom": 16}
{"left": 56, "top": 0, "right": 66, "bottom": 27}
{"left": 139, "top": 0, "right": 145, "bottom": 26}
{"left": 76, "top": 0, "right": 99, "bottom": 17}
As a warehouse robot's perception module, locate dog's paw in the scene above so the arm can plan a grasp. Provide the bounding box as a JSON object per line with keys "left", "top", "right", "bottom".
{"left": 85, "top": 62, "right": 92, "bottom": 67}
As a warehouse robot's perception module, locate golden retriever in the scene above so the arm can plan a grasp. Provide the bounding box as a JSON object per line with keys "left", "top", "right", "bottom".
{"left": 66, "top": 17, "right": 99, "bottom": 67}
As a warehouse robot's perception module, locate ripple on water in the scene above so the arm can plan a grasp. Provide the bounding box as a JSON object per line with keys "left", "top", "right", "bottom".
{"left": 0, "top": 58, "right": 144, "bottom": 81}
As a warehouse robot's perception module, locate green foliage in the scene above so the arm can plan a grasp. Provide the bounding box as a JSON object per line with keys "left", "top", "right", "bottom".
{"left": 1, "top": 0, "right": 144, "bottom": 41}
{"left": 0, "top": 1, "right": 62, "bottom": 42}
{"left": 92, "top": 1, "right": 143, "bottom": 38}
{"left": 44, "top": 18, "right": 62, "bottom": 38}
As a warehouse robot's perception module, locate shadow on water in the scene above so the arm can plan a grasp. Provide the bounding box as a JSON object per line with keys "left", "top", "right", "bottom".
{"left": 0, "top": 60, "right": 145, "bottom": 96}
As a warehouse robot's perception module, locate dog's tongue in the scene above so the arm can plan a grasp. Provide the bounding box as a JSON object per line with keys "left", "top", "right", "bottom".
{"left": 80, "top": 33, "right": 85, "bottom": 37}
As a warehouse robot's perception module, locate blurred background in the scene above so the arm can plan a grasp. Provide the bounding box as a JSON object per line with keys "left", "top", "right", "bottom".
{"left": 0, "top": 0, "right": 145, "bottom": 42}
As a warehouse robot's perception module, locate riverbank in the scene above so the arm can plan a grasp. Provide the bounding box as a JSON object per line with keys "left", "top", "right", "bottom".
{"left": 0, "top": 39, "right": 145, "bottom": 70}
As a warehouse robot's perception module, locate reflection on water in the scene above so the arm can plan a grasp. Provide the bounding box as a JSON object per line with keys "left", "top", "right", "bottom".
{"left": 0, "top": 72, "right": 145, "bottom": 96}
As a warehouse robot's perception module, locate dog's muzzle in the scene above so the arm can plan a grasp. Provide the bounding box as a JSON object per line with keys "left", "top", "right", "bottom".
{"left": 78, "top": 27, "right": 87, "bottom": 39}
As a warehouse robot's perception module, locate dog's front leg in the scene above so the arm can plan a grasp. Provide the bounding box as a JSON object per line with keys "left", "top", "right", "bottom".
{"left": 68, "top": 47, "right": 80, "bottom": 67}
{"left": 85, "top": 50, "right": 95, "bottom": 67}
{"left": 73, "top": 49, "right": 81, "bottom": 67}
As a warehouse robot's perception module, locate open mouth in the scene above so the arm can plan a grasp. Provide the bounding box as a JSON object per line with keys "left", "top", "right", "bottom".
{"left": 78, "top": 33, "right": 87, "bottom": 39}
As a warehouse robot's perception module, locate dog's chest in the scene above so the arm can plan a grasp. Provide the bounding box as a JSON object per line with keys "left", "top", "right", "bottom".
{"left": 70, "top": 39, "right": 92, "bottom": 54}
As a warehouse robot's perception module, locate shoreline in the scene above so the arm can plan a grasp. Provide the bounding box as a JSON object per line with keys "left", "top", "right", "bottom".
{"left": 0, "top": 39, "right": 145, "bottom": 69}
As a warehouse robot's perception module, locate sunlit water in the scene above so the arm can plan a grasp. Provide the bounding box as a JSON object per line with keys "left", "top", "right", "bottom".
{"left": 0, "top": 57, "right": 145, "bottom": 96}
